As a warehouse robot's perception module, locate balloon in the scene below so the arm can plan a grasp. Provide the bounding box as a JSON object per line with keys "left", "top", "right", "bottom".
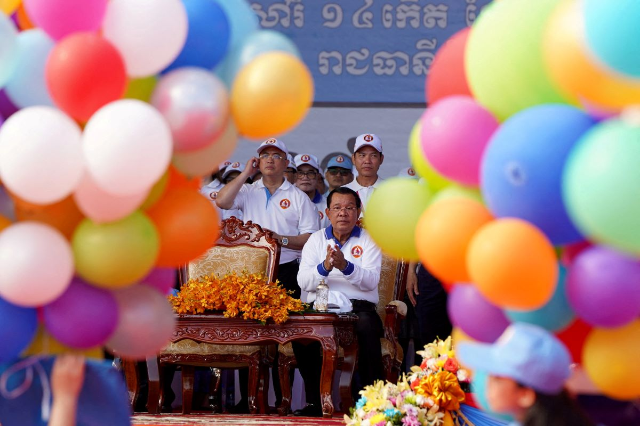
{"left": 467, "top": 218, "right": 558, "bottom": 310}
{"left": 72, "top": 211, "right": 160, "bottom": 289}
{"left": 0, "top": 184, "right": 16, "bottom": 221}
{"left": 5, "top": 29, "right": 55, "bottom": 108}
{"left": 448, "top": 284, "right": 510, "bottom": 343}
{"left": 231, "top": 52, "right": 313, "bottom": 139}
{"left": 505, "top": 266, "right": 574, "bottom": 332}
{"left": 429, "top": 186, "right": 482, "bottom": 205}
{"left": 102, "top": 0, "right": 187, "bottom": 78}
{"left": 83, "top": 99, "right": 173, "bottom": 196}
{"left": 23, "top": 0, "right": 107, "bottom": 40}
{"left": 481, "top": 105, "right": 594, "bottom": 245}
{"left": 16, "top": 4, "right": 35, "bottom": 31}
{"left": 563, "top": 118, "right": 640, "bottom": 255}
{"left": 583, "top": 0, "right": 640, "bottom": 78}
{"left": 140, "top": 267, "right": 176, "bottom": 295}
{"left": 123, "top": 76, "right": 157, "bottom": 102}
{"left": 73, "top": 173, "right": 148, "bottom": 224}
{"left": 46, "top": 33, "right": 127, "bottom": 122}
{"left": 465, "top": 0, "right": 570, "bottom": 120}
{"left": 218, "top": 30, "right": 300, "bottom": 86}
{"left": 140, "top": 171, "right": 170, "bottom": 211}
{"left": 163, "top": 0, "right": 229, "bottom": 72}
{"left": 415, "top": 198, "right": 493, "bottom": 283}
{"left": 560, "top": 240, "right": 592, "bottom": 266}
{"left": 0, "top": 13, "right": 18, "bottom": 89}
{"left": 0, "top": 215, "right": 10, "bottom": 232}
{"left": 151, "top": 68, "right": 229, "bottom": 152}
{"left": 172, "top": 118, "right": 238, "bottom": 177}
{"left": 426, "top": 27, "right": 471, "bottom": 104}
{"left": 556, "top": 319, "right": 591, "bottom": 364}
{"left": 0, "top": 0, "right": 20, "bottom": 14}
{"left": 106, "top": 285, "right": 176, "bottom": 360}
{"left": 544, "top": 1, "right": 640, "bottom": 111}
{"left": 583, "top": 320, "right": 640, "bottom": 400}
{"left": 408, "top": 120, "right": 452, "bottom": 192}
{"left": 0, "top": 222, "right": 73, "bottom": 307}
{"left": 420, "top": 96, "right": 498, "bottom": 186}
{"left": 23, "top": 327, "right": 104, "bottom": 359}
{"left": 42, "top": 278, "right": 118, "bottom": 349}
{"left": 215, "top": 0, "right": 258, "bottom": 51}
{"left": 364, "top": 178, "right": 431, "bottom": 260}
{"left": 147, "top": 188, "right": 220, "bottom": 267}
{"left": 567, "top": 246, "right": 640, "bottom": 328}
{"left": 0, "top": 90, "right": 19, "bottom": 118}
{"left": 0, "top": 296, "right": 38, "bottom": 362}
{"left": 0, "top": 106, "right": 84, "bottom": 204}
{"left": 13, "top": 195, "right": 84, "bottom": 240}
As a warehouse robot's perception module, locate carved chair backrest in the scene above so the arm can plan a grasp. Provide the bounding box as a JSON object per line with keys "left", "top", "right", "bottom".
{"left": 179, "top": 217, "right": 281, "bottom": 285}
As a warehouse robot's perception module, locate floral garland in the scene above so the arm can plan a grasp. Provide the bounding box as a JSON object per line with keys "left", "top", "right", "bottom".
{"left": 168, "top": 271, "right": 306, "bottom": 324}
{"left": 345, "top": 337, "right": 471, "bottom": 426}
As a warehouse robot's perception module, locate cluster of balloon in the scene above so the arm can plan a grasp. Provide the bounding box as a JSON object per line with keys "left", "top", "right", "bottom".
{"left": 0, "top": 0, "right": 313, "bottom": 363}
{"left": 365, "top": 0, "right": 640, "bottom": 402}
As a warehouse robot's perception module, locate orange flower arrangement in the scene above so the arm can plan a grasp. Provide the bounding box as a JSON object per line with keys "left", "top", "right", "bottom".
{"left": 168, "top": 271, "right": 306, "bottom": 324}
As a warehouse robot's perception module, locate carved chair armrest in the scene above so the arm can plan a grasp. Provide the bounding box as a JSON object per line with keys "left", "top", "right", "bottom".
{"left": 383, "top": 300, "right": 407, "bottom": 349}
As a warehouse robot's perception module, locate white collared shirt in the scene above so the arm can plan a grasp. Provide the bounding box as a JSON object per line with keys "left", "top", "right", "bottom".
{"left": 231, "top": 179, "right": 320, "bottom": 264}
{"left": 343, "top": 176, "right": 383, "bottom": 212}
{"left": 200, "top": 181, "right": 243, "bottom": 221}
{"left": 311, "top": 190, "right": 329, "bottom": 229}
{"left": 297, "top": 226, "right": 381, "bottom": 304}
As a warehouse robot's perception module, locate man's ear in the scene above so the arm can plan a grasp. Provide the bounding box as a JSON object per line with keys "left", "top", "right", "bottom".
{"left": 516, "top": 386, "right": 536, "bottom": 410}
{"left": 325, "top": 208, "right": 330, "bottom": 217}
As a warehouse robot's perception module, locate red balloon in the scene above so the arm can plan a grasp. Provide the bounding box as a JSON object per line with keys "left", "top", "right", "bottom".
{"left": 561, "top": 240, "right": 593, "bottom": 265}
{"left": 556, "top": 319, "right": 592, "bottom": 364}
{"left": 426, "top": 28, "right": 472, "bottom": 104}
{"left": 46, "top": 34, "right": 126, "bottom": 122}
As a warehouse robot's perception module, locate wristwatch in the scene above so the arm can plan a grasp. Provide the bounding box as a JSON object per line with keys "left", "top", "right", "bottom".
{"left": 281, "top": 237, "right": 289, "bottom": 246}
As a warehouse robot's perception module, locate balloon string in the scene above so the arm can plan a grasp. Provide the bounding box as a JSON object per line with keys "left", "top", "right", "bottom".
{"left": 0, "top": 356, "right": 52, "bottom": 422}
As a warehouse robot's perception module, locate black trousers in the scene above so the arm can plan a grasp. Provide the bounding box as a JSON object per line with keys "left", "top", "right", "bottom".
{"left": 292, "top": 299, "right": 384, "bottom": 406}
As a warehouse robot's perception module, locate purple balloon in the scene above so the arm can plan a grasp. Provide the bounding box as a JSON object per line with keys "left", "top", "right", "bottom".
{"left": 567, "top": 246, "right": 640, "bottom": 328}
{"left": 0, "top": 90, "right": 19, "bottom": 118}
{"left": 448, "top": 284, "right": 510, "bottom": 343}
{"left": 42, "top": 278, "right": 118, "bottom": 349}
{"left": 140, "top": 267, "right": 176, "bottom": 294}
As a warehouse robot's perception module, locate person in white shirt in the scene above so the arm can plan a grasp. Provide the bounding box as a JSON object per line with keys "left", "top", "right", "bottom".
{"left": 294, "top": 153, "right": 328, "bottom": 228}
{"left": 293, "top": 187, "right": 383, "bottom": 417}
{"left": 284, "top": 153, "right": 297, "bottom": 184}
{"left": 199, "top": 161, "right": 247, "bottom": 222}
{"left": 344, "top": 133, "right": 384, "bottom": 211}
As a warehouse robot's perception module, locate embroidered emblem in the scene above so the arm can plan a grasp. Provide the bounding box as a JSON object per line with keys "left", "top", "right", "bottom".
{"left": 336, "top": 156, "right": 344, "bottom": 163}
{"left": 364, "top": 134, "right": 374, "bottom": 142}
{"left": 319, "top": 211, "right": 324, "bottom": 220}
{"left": 265, "top": 138, "right": 277, "bottom": 144}
{"left": 231, "top": 162, "right": 240, "bottom": 168}
{"left": 209, "top": 192, "right": 218, "bottom": 200}
{"left": 301, "top": 154, "right": 310, "bottom": 162}
{"left": 280, "top": 199, "right": 291, "bottom": 209}
{"left": 351, "top": 245, "right": 363, "bottom": 258}
{"left": 223, "top": 161, "right": 232, "bottom": 167}
{"left": 408, "top": 168, "right": 415, "bottom": 176}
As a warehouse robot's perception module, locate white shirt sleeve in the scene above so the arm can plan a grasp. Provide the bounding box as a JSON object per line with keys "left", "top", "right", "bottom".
{"left": 297, "top": 194, "right": 321, "bottom": 235}
{"left": 230, "top": 184, "right": 249, "bottom": 211}
{"left": 344, "top": 232, "right": 381, "bottom": 291}
{"left": 297, "top": 231, "right": 324, "bottom": 293}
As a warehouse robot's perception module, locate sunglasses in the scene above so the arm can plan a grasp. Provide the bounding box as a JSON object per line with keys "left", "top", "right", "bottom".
{"left": 327, "top": 169, "right": 351, "bottom": 176}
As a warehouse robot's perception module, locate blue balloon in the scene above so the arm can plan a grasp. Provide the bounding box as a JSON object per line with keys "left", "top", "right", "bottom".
{"left": 0, "top": 297, "right": 38, "bottom": 363}
{"left": 5, "top": 30, "right": 55, "bottom": 109}
{"left": 505, "top": 266, "right": 575, "bottom": 332}
{"left": 163, "top": 0, "right": 231, "bottom": 72}
{"left": 481, "top": 105, "right": 595, "bottom": 245}
{"left": 584, "top": 0, "right": 640, "bottom": 78}
{"left": 0, "top": 14, "right": 18, "bottom": 89}
{"left": 471, "top": 370, "right": 515, "bottom": 422}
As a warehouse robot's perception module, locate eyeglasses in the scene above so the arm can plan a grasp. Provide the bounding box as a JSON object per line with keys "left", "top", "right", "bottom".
{"left": 259, "top": 153, "right": 284, "bottom": 160}
{"left": 327, "top": 169, "right": 351, "bottom": 176}
{"left": 296, "top": 171, "right": 317, "bottom": 179}
{"left": 329, "top": 206, "right": 357, "bottom": 213}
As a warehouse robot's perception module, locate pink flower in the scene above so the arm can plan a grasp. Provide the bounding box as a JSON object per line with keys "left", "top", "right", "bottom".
{"left": 402, "top": 415, "right": 421, "bottom": 426}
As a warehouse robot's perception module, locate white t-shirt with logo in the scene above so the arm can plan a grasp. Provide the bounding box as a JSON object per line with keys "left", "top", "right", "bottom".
{"left": 311, "top": 190, "right": 329, "bottom": 229}
{"left": 200, "top": 181, "right": 243, "bottom": 221}
{"left": 343, "top": 177, "right": 383, "bottom": 213}
{"left": 297, "top": 226, "right": 381, "bottom": 304}
{"left": 231, "top": 179, "right": 320, "bottom": 264}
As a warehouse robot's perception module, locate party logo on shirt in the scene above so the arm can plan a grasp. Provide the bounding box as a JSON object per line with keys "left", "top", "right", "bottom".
{"left": 318, "top": 211, "right": 324, "bottom": 220}
{"left": 408, "top": 168, "right": 415, "bottom": 176}
{"left": 280, "top": 199, "right": 291, "bottom": 209}
{"left": 351, "top": 245, "right": 363, "bottom": 258}
{"left": 364, "top": 134, "right": 374, "bottom": 142}
{"left": 301, "top": 154, "right": 310, "bottom": 162}
{"left": 209, "top": 191, "right": 218, "bottom": 200}
{"left": 336, "top": 156, "right": 344, "bottom": 163}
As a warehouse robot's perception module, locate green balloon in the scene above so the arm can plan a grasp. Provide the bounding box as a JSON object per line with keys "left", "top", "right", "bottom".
{"left": 408, "top": 119, "right": 452, "bottom": 192}
{"left": 563, "top": 119, "right": 640, "bottom": 255}
{"left": 364, "top": 178, "right": 431, "bottom": 260}
{"left": 466, "top": 0, "right": 572, "bottom": 121}
{"left": 72, "top": 211, "right": 160, "bottom": 288}
{"left": 124, "top": 76, "right": 158, "bottom": 103}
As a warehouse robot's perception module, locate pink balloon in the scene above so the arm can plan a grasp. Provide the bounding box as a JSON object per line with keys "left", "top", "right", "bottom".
{"left": 23, "top": 0, "right": 108, "bottom": 41}
{"left": 420, "top": 96, "right": 499, "bottom": 186}
{"left": 73, "top": 172, "right": 148, "bottom": 223}
{"left": 140, "top": 267, "right": 176, "bottom": 295}
{"left": 106, "top": 285, "right": 176, "bottom": 360}
{"left": 0, "top": 222, "right": 73, "bottom": 307}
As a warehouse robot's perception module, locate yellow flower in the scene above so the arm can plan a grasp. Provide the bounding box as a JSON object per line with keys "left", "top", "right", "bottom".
{"left": 369, "top": 413, "right": 385, "bottom": 424}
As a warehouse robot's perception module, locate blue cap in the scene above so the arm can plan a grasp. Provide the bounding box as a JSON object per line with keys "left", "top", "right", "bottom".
{"left": 326, "top": 155, "right": 353, "bottom": 170}
{"left": 457, "top": 323, "right": 571, "bottom": 394}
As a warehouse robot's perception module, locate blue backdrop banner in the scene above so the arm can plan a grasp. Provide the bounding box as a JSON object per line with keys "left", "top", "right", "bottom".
{"left": 250, "top": 0, "right": 492, "bottom": 104}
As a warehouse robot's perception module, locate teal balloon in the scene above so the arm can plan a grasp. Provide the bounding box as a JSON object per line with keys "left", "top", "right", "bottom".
{"left": 0, "top": 14, "right": 19, "bottom": 89}
{"left": 5, "top": 30, "right": 55, "bottom": 108}
{"left": 215, "top": 0, "right": 257, "bottom": 51}
{"left": 563, "top": 119, "right": 640, "bottom": 255}
{"left": 471, "top": 370, "right": 515, "bottom": 422}
{"left": 505, "top": 266, "right": 574, "bottom": 332}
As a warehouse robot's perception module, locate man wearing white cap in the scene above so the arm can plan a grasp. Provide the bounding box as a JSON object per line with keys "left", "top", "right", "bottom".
{"left": 344, "top": 133, "right": 384, "bottom": 210}
{"left": 284, "top": 153, "right": 297, "bottom": 184}
{"left": 200, "top": 160, "right": 245, "bottom": 222}
{"left": 294, "top": 153, "right": 328, "bottom": 228}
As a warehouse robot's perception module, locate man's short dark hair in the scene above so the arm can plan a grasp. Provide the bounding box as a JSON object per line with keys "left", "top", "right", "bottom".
{"left": 327, "top": 187, "right": 361, "bottom": 209}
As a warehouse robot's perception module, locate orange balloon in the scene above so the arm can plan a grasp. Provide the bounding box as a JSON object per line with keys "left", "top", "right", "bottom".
{"left": 147, "top": 188, "right": 219, "bottom": 267}
{"left": 466, "top": 218, "right": 557, "bottom": 310}
{"left": 231, "top": 52, "right": 313, "bottom": 139}
{"left": 544, "top": 0, "right": 640, "bottom": 111}
{"left": 0, "top": 214, "right": 11, "bottom": 232}
{"left": 166, "top": 165, "right": 201, "bottom": 191}
{"left": 415, "top": 198, "right": 493, "bottom": 283}
{"left": 13, "top": 195, "right": 84, "bottom": 240}
{"left": 16, "top": 3, "right": 35, "bottom": 30}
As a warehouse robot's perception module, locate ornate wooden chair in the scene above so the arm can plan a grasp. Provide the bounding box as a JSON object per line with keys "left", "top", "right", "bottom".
{"left": 158, "top": 217, "right": 281, "bottom": 414}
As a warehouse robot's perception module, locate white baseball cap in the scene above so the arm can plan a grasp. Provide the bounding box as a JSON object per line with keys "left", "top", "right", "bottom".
{"left": 294, "top": 153, "right": 320, "bottom": 172}
{"left": 221, "top": 161, "right": 245, "bottom": 179}
{"left": 354, "top": 133, "right": 383, "bottom": 153}
{"left": 257, "top": 138, "right": 289, "bottom": 157}
{"left": 218, "top": 160, "right": 232, "bottom": 170}
{"left": 398, "top": 167, "right": 418, "bottom": 179}
{"left": 286, "top": 153, "right": 295, "bottom": 169}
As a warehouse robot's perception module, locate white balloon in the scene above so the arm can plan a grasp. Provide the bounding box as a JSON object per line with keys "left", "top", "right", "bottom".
{"left": 0, "top": 222, "right": 74, "bottom": 307}
{"left": 0, "top": 106, "right": 84, "bottom": 204}
{"left": 102, "top": 0, "right": 188, "bottom": 78}
{"left": 83, "top": 99, "right": 173, "bottom": 196}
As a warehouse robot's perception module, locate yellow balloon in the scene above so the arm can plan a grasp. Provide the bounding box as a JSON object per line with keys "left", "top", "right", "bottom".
{"left": 430, "top": 185, "right": 483, "bottom": 206}
{"left": 583, "top": 320, "right": 640, "bottom": 400}
{"left": 124, "top": 76, "right": 157, "bottom": 102}
{"left": 408, "top": 120, "right": 452, "bottom": 192}
{"left": 231, "top": 52, "right": 313, "bottom": 139}
{"left": 0, "top": 0, "right": 20, "bottom": 14}
{"left": 23, "top": 327, "right": 104, "bottom": 359}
